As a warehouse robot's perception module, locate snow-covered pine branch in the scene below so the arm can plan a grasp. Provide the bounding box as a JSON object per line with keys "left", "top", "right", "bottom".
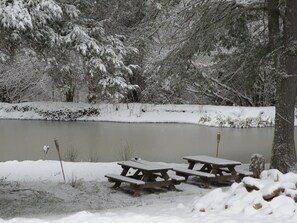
{"left": 0, "top": 0, "right": 62, "bottom": 30}
{"left": 0, "top": 0, "right": 140, "bottom": 102}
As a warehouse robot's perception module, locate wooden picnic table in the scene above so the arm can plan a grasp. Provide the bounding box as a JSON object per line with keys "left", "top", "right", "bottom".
{"left": 174, "top": 155, "right": 243, "bottom": 187}
{"left": 105, "top": 159, "right": 182, "bottom": 196}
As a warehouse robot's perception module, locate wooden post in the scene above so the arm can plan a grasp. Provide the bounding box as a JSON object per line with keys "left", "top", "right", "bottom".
{"left": 54, "top": 139, "right": 66, "bottom": 183}
{"left": 216, "top": 133, "right": 221, "bottom": 157}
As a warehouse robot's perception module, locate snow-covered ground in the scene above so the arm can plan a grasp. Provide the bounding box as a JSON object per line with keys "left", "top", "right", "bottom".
{"left": 1, "top": 161, "right": 297, "bottom": 223}
{"left": 0, "top": 102, "right": 278, "bottom": 128}
{"left": 1, "top": 102, "right": 297, "bottom": 222}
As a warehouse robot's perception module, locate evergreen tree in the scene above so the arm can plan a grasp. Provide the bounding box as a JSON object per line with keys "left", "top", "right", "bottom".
{"left": 148, "top": 0, "right": 273, "bottom": 105}
{"left": 0, "top": 0, "right": 139, "bottom": 102}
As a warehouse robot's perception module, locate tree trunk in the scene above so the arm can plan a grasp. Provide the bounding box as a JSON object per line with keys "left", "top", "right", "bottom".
{"left": 271, "top": 0, "right": 297, "bottom": 173}
{"left": 267, "top": 0, "right": 280, "bottom": 50}
{"left": 65, "top": 89, "right": 75, "bottom": 102}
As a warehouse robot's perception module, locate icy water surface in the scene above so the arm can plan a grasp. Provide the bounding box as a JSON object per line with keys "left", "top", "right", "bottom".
{"left": 0, "top": 120, "right": 275, "bottom": 162}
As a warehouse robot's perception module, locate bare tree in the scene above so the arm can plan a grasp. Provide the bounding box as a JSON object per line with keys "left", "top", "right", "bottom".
{"left": 0, "top": 50, "right": 47, "bottom": 103}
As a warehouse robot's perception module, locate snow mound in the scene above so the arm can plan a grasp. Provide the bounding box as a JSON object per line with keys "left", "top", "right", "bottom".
{"left": 193, "top": 169, "right": 297, "bottom": 216}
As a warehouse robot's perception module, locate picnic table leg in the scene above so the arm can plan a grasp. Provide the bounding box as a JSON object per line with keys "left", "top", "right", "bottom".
{"left": 228, "top": 166, "right": 237, "bottom": 175}
{"left": 200, "top": 164, "right": 212, "bottom": 173}
{"left": 228, "top": 166, "right": 238, "bottom": 181}
{"left": 161, "top": 171, "right": 176, "bottom": 191}
{"left": 120, "top": 166, "right": 130, "bottom": 176}
{"left": 186, "top": 161, "right": 199, "bottom": 181}
{"left": 113, "top": 181, "right": 121, "bottom": 188}
{"left": 141, "top": 171, "right": 151, "bottom": 182}
{"left": 211, "top": 165, "right": 223, "bottom": 176}
{"left": 113, "top": 166, "right": 130, "bottom": 188}
{"left": 133, "top": 169, "right": 142, "bottom": 179}
{"left": 187, "top": 161, "right": 195, "bottom": 170}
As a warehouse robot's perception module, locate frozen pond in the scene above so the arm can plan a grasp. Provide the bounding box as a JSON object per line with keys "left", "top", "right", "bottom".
{"left": 0, "top": 120, "right": 277, "bottom": 163}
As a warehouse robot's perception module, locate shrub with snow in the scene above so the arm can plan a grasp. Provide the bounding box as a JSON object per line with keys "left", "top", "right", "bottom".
{"left": 249, "top": 153, "right": 265, "bottom": 178}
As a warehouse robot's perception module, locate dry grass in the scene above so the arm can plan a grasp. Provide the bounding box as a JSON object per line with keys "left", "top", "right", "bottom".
{"left": 117, "top": 139, "right": 133, "bottom": 161}
{"left": 64, "top": 147, "right": 78, "bottom": 162}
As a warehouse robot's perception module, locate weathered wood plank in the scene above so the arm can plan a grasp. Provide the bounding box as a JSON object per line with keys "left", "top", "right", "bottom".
{"left": 105, "top": 174, "right": 145, "bottom": 185}
{"left": 169, "top": 174, "right": 185, "bottom": 182}
{"left": 173, "top": 167, "right": 215, "bottom": 178}
{"left": 152, "top": 172, "right": 185, "bottom": 182}
{"left": 236, "top": 170, "right": 253, "bottom": 176}
{"left": 140, "top": 180, "right": 176, "bottom": 189}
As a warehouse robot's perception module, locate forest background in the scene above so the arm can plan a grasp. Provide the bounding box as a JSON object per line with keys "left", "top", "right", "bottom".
{"left": 1, "top": 0, "right": 297, "bottom": 172}
{"left": 0, "top": 0, "right": 274, "bottom": 106}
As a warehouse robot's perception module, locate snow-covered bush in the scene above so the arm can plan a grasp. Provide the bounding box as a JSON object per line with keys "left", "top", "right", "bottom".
{"left": 249, "top": 154, "right": 265, "bottom": 178}
{"left": 194, "top": 169, "right": 297, "bottom": 216}
{"left": 199, "top": 114, "right": 211, "bottom": 124}
{"left": 3, "top": 103, "right": 100, "bottom": 121}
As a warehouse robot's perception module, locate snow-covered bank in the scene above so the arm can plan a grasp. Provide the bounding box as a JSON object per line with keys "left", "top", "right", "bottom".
{"left": 0, "top": 160, "right": 207, "bottom": 219}
{"left": 0, "top": 102, "right": 278, "bottom": 128}
{"left": 1, "top": 161, "right": 297, "bottom": 222}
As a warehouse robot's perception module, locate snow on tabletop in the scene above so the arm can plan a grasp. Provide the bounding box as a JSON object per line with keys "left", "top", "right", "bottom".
{"left": 184, "top": 155, "right": 241, "bottom": 165}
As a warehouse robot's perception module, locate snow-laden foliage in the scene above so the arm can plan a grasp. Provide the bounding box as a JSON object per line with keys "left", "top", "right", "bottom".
{"left": 140, "top": 0, "right": 277, "bottom": 106}
{"left": 46, "top": 49, "right": 84, "bottom": 102}
{"left": 52, "top": 2, "right": 139, "bottom": 102}
{"left": 62, "top": 3, "right": 80, "bottom": 19}
{"left": 0, "top": 0, "right": 139, "bottom": 102}
{"left": 0, "top": 0, "right": 63, "bottom": 61}
{"left": 56, "top": 15, "right": 139, "bottom": 102}
{"left": 61, "top": 13, "right": 140, "bottom": 102}
{"left": 0, "top": 0, "right": 62, "bottom": 30}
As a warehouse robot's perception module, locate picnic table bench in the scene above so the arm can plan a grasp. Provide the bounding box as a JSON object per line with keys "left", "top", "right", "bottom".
{"left": 174, "top": 155, "right": 243, "bottom": 187}
{"left": 105, "top": 159, "right": 183, "bottom": 196}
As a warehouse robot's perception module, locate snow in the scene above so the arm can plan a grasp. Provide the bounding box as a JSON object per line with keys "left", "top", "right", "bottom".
{"left": 1, "top": 160, "right": 297, "bottom": 222}
{"left": 193, "top": 169, "right": 297, "bottom": 220}
{"left": 1, "top": 102, "right": 297, "bottom": 222}
{"left": 0, "top": 102, "right": 279, "bottom": 128}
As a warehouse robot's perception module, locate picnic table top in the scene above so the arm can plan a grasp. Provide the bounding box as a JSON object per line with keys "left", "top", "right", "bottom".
{"left": 118, "top": 160, "right": 173, "bottom": 172}
{"left": 183, "top": 155, "right": 241, "bottom": 166}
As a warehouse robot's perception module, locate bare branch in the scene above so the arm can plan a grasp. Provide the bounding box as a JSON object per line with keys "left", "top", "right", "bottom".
{"left": 202, "top": 72, "right": 255, "bottom": 106}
